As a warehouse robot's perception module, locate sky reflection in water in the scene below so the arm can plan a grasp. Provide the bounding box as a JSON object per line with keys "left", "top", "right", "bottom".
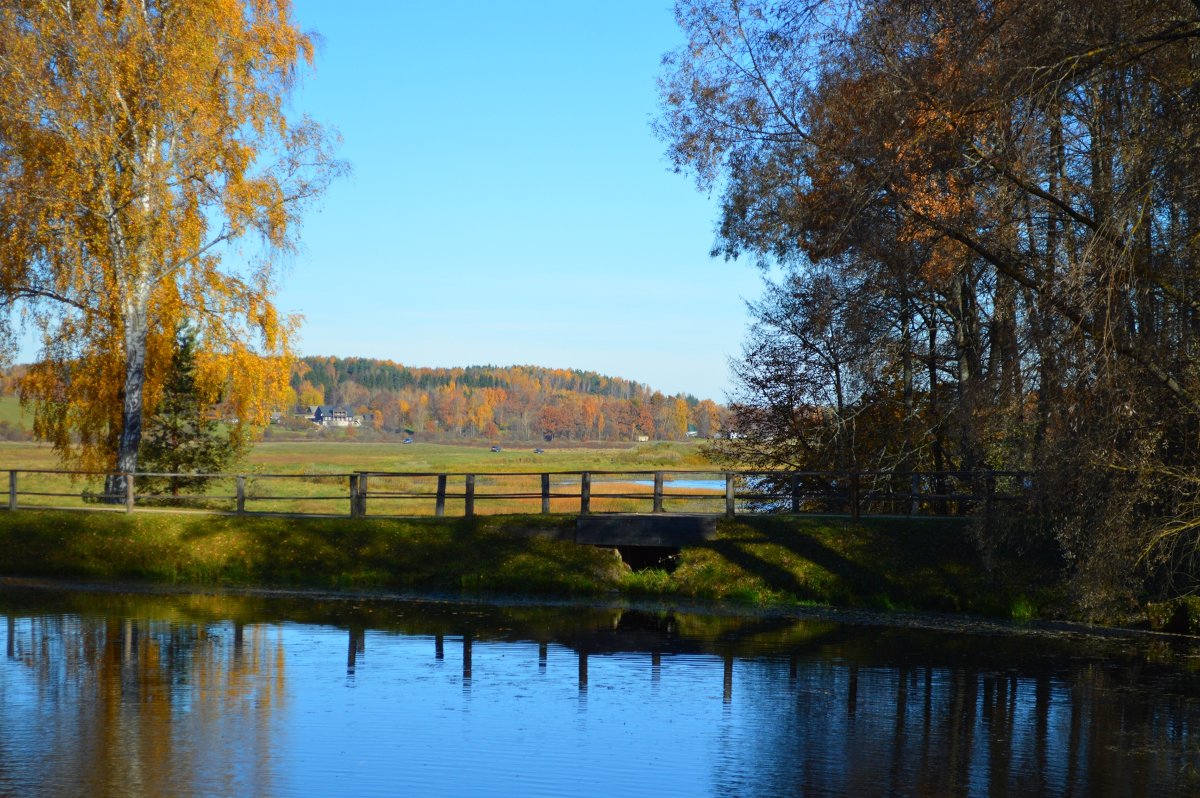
{"left": 1, "top": 588, "right": 1198, "bottom": 797}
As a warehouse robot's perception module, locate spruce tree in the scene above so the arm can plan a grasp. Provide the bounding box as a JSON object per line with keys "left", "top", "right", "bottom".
{"left": 140, "top": 327, "right": 241, "bottom": 498}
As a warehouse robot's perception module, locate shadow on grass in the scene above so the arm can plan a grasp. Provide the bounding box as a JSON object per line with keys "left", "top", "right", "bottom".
{"left": 699, "top": 516, "right": 991, "bottom": 610}
{"left": 170, "top": 513, "right": 615, "bottom": 594}
{"left": 700, "top": 525, "right": 892, "bottom": 600}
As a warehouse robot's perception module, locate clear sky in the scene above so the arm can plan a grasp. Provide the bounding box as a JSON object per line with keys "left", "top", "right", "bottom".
{"left": 273, "top": 1, "right": 762, "bottom": 401}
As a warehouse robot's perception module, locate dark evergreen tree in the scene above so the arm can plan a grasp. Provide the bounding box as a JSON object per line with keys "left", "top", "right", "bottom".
{"left": 139, "top": 326, "right": 242, "bottom": 498}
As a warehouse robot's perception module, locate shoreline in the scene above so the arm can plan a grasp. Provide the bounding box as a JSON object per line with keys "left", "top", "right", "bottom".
{"left": 1, "top": 574, "right": 1187, "bottom": 645}
{"left": 0, "top": 508, "right": 1182, "bottom": 636}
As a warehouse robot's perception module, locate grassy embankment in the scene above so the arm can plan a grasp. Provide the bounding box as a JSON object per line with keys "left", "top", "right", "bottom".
{"left": 0, "top": 427, "right": 1055, "bottom": 619}
{"left": 0, "top": 509, "right": 1054, "bottom": 619}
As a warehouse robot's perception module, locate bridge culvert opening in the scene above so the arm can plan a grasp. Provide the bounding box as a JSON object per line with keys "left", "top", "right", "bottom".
{"left": 615, "top": 546, "right": 680, "bottom": 572}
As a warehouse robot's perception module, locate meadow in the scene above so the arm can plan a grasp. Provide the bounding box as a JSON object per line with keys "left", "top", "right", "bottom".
{"left": 0, "top": 437, "right": 729, "bottom": 516}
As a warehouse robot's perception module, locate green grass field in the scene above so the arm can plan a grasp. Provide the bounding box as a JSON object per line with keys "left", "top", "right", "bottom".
{"left": 0, "top": 395, "right": 26, "bottom": 428}
{"left": 0, "top": 432, "right": 714, "bottom": 470}
{"left": 249, "top": 438, "right": 714, "bottom": 473}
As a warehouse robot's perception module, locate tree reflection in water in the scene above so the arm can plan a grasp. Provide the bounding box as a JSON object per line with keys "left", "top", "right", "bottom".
{"left": 0, "top": 588, "right": 1197, "bottom": 798}
{"left": 711, "top": 656, "right": 1200, "bottom": 797}
{"left": 2, "top": 601, "right": 285, "bottom": 797}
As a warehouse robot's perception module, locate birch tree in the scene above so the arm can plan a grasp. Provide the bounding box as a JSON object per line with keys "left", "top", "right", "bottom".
{"left": 0, "top": 0, "right": 343, "bottom": 494}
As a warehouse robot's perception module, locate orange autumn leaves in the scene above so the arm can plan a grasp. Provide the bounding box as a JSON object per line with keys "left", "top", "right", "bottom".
{"left": 291, "top": 360, "right": 727, "bottom": 442}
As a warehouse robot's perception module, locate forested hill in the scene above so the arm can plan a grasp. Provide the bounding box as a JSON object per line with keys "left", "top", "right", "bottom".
{"left": 301, "top": 358, "right": 654, "bottom": 399}
{"left": 292, "top": 357, "right": 727, "bottom": 441}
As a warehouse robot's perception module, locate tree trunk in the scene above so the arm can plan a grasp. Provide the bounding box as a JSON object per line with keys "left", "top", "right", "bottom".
{"left": 105, "top": 290, "right": 149, "bottom": 501}
{"left": 950, "top": 268, "right": 982, "bottom": 472}
{"left": 928, "top": 307, "right": 947, "bottom": 513}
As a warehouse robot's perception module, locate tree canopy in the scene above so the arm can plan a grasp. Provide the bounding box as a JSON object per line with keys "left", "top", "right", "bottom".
{"left": 0, "top": 0, "right": 343, "bottom": 487}
{"left": 660, "top": 0, "right": 1200, "bottom": 612}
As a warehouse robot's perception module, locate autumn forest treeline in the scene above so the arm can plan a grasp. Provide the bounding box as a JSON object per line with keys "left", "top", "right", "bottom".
{"left": 290, "top": 357, "right": 729, "bottom": 442}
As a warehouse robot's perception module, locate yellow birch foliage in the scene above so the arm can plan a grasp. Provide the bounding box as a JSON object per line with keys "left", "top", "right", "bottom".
{"left": 0, "top": 0, "right": 343, "bottom": 471}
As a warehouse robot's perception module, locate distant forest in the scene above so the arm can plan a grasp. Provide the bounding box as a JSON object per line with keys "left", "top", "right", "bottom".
{"left": 290, "top": 357, "right": 728, "bottom": 441}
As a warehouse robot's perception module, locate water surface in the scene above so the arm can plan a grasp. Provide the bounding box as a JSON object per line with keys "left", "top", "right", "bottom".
{"left": 629, "top": 478, "right": 725, "bottom": 491}
{"left": 1, "top": 585, "right": 1198, "bottom": 797}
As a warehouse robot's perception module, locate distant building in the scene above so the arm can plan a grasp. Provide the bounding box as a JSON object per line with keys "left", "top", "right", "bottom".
{"left": 309, "top": 405, "right": 361, "bottom": 428}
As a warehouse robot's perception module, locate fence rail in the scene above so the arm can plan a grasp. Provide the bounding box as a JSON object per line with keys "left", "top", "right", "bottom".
{"left": 0, "top": 468, "right": 1032, "bottom": 520}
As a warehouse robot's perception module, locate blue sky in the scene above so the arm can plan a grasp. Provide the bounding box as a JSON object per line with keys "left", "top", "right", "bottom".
{"left": 274, "top": 1, "right": 762, "bottom": 401}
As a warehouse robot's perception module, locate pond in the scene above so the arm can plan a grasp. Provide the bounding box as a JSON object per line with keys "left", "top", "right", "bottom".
{"left": 1, "top": 583, "right": 1198, "bottom": 797}
{"left": 629, "top": 478, "right": 725, "bottom": 491}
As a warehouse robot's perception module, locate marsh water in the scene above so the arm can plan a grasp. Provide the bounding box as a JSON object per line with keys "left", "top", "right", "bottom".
{"left": 1, "top": 584, "right": 1198, "bottom": 797}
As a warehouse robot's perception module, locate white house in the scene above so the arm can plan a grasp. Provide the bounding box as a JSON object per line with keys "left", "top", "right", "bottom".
{"left": 310, "top": 405, "right": 361, "bottom": 427}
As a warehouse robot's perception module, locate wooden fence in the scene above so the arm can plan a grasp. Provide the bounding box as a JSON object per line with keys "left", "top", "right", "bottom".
{"left": 0, "top": 468, "right": 1032, "bottom": 520}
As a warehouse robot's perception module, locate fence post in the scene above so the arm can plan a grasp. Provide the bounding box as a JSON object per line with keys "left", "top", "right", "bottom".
{"left": 580, "top": 472, "right": 591, "bottom": 515}
{"left": 725, "top": 473, "right": 735, "bottom": 518}
{"left": 349, "top": 474, "right": 360, "bottom": 519}
{"left": 8, "top": 471, "right": 15, "bottom": 511}
{"left": 465, "top": 474, "right": 475, "bottom": 517}
{"left": 849, "top": 471, "right": 861, "bottom": 522}
{"left": 125, "top": 473, "right": 135, "bottom": 513}
{"left": 541, "top": 473, "right": 550, "bottom": 514}
{"left": 435, "top": 474, "right": 447, "bottom": 516}
{"left": 790, "top": 474, "right": 800, "bottom": 514}
{"left": 236, "top": 476, "right": 245, "bottom": 514}
{"left": 653, "top": 471, "right": 664, "bottom": 513}
{"left": 910, "top": 472, "right": 921, "bottom": 515}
